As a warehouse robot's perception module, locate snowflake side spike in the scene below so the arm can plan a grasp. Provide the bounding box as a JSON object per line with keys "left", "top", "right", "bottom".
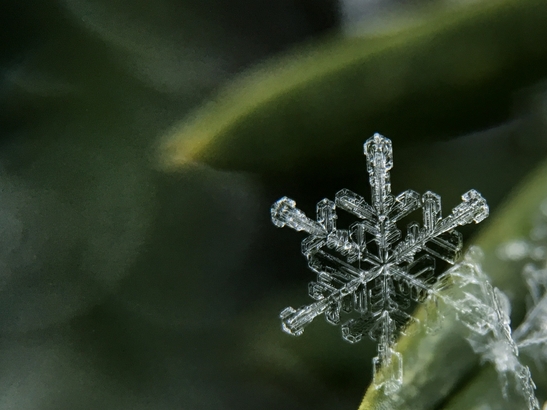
{"left": 271, "top": 133, "right": 489, "bottom": 393}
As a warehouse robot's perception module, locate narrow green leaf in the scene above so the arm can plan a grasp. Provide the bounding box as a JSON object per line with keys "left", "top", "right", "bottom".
{"left": 160, "top": 0, "right": 547, "bottom": 174}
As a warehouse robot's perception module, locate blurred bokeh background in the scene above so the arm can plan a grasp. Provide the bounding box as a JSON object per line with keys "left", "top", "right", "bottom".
{"left": 1, "top": 0, "right": 547, "bottom": 409}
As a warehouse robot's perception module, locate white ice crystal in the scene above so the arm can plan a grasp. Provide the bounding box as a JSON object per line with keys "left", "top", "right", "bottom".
{"left": 444, "top": 195, "right": 547, "bottom": 410}
{"left": 440, "top": 248, "right": 540, "bottom": 410}
{"left": 513, "top": 266, "right": 547, "bottom": 410}
{"left": 515, "top": 263, "right": 547, "bottom": 367}
{"left": 497, "top": 198, "right": 547, "bottom": 263}
{"left": 490, "top": 195, "right": 547, "bottom": 410}
{"left": 271, "top": 133, "right": 489, "bottom": 393}
{"left": 498, "top": 196, "right": 547, "bottom": 367}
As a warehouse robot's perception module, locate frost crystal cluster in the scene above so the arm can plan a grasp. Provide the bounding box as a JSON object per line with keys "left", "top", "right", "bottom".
{"left": 497, "top": 198, "right": 547, "bottom": 264}
{"left": 515, "top": 260, "right": 547, "bottom": 368}
{"left": 271, "top": 133, "right": 489, "bottom": 392}
{"left": 440, "top": 248, "right": 540, "bottom": 410}
{"left": 498, "top": 198, "right": 547, "bottom": 363}
{"left": 491, "top": 196, "right": 547, "bottom": 409}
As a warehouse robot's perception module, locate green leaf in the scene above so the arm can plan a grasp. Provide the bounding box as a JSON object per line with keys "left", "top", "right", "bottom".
{"left": 358, "top": 156, "right": 547, "bottom": 410}
{"left": 159, "top": 0, "right": 547, "bottom": 174}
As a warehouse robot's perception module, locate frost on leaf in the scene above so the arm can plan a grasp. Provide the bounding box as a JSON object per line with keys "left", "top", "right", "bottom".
{"left": 515, "top": 263, "right": 547, "bottom": 367}
{"left": 496, "top": 196, "right": 547, "bottom": 409}
{"left": 271, "top": 133, "right": 489, "bottom": 392}
{"left": 497, "top": 198, "right": 547, "bottom": 264}
{"left": 440, "top": 248, "right": 540, "bottom": 410}
{"left": 498, "top": 196, "right": 547, "bottom": 365}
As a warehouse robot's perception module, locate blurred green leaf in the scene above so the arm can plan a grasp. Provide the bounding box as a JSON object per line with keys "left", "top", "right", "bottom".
{"left": 160, "top": 0, "right": 547, "bottom": 175}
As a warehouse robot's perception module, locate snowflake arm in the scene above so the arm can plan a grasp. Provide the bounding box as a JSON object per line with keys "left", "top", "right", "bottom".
{"left": 271, "top": 133, "right": 489, "bottom": 393}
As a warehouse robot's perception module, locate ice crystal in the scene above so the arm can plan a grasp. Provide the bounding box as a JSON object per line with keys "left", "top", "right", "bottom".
{"left": 514, "top": 265, "right": 547, "bottom": 410}
{"left": 271, "top": 133, "right": 489, "bottom": 392}
{"left": 493, "top": 196, "right": 547, "bottom": 408}
{"left": 515, "top": 263, "right": 547, "bottom": 367}
{"left": 497, "top": 198, "right": 547, "bottom": 263}
{"left": 444, "top": 196, "right": 547, "bottom": 410}
{"left": 498, "top": 196, "right": 547, "bottom": 367}
{"left": 440, "top": 248, "right": 540, "bottom": 410}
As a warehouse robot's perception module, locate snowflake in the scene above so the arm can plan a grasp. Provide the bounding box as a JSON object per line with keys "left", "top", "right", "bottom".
{"left": 271, "top": 133, "right": 489, "bottom": 392}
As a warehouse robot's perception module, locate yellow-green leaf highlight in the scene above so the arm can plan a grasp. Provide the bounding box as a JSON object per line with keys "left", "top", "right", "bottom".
{"left": 160, "top": 0, "right": 547, "bottom": 174}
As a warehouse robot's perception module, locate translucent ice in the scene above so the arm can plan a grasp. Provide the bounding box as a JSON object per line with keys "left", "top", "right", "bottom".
{"left": 271, "top": 133, "right": 489, "bottom": 392}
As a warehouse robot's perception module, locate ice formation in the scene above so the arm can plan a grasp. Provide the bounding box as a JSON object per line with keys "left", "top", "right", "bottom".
{"left": 515, "top": 262, "right": 547, "bottom": 367}
{"left": 498, "top": 197, "right": 547, "bottom": 366}
{"left": 271, "top": 133, "right": 489, "bottom": 392}
{"left": 440, "top": 248, "right": 540, "bottom": 410}
{"left": 435, "top": 197, "right": 547, "bottom": 409}
{"left": 491, "top": 196, "right": 547, "bottom": 409}
{"left": 497, "top": 198, "right": 547, "bottom": 264}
